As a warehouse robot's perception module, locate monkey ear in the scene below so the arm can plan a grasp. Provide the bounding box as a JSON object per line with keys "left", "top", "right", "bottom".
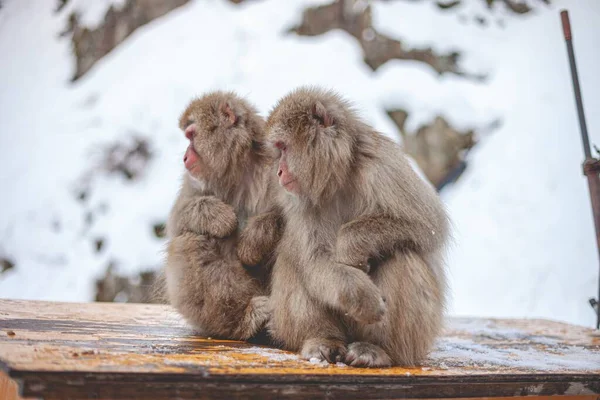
{"left": 220, "top": 101, "right": 238, "bottom": 127}
{"left": 312, "top": 101, "right": 334, "bottom": 128}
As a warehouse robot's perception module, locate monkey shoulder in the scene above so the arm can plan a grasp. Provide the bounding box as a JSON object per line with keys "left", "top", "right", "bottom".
{"left": 356, "top": 146, "right": 445, "bottom": 218}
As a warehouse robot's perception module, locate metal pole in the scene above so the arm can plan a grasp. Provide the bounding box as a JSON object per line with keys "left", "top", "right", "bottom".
{"left": 560, "top": 9, "right": 600, "bottom": 329}
{"left": 561, "top": 11, "right": 591, "bottom": 158}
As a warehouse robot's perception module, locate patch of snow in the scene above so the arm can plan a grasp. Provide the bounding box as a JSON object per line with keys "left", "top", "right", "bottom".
{"left": 442, "top": 0, "right": 600, "bottom": 328}
{"left": 451, "top": 319, "right": 560, "bottom": 345}
{"left": 308, "top": 357, "right": 329, "bottom": 366}
{"left": 237, "top": 346, "right": 300, "bottom": 362}
{"left": 431, "top": 337, "right": 600, "bottom": 372}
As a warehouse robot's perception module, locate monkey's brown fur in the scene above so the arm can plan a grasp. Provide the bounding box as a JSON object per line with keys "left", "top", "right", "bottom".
{"left": 165, "top": 91, "right": 282, "bottom": 341}
{"left": 266, "top": 86, "right": 450, "bottom": 367}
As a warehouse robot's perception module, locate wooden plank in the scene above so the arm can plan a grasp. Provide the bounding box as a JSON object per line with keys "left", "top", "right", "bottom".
{"left": 0, "top": 371, "right": 20, "bottom": 400}
{"left": 0, "top": 371, "right": 35, "bottom": 400}
{"left": 0, "top": 299, "right": 599, "bottom": 399}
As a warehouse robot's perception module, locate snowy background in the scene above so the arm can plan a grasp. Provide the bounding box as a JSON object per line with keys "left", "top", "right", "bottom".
{"left": 1, "top": 0, "right": 599, "bottom": 328}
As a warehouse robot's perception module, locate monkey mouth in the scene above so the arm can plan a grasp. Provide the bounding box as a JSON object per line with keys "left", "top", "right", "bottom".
{"left": 184, "top": 144, "right": 200, "bottom": 170}
{"left": 281, "top": 178, "right": 300, "bottom": 193}
{"left": 281, "top": 178, "right": 296, "bottom": 187}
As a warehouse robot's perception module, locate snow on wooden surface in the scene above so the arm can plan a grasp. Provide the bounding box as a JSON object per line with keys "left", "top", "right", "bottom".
{"left": 429, "top": 318, "right": 600, "bottom": 373}
{"left": 1, "top": 299, "right": 598, "bottom": 377}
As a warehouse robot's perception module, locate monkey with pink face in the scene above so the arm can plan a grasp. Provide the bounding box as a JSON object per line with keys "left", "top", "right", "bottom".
{"left": 265, "top": 87, "right": 450, "bottom": 367}
{"left": 164, "top": 91, "right": 282, "bottom": 341}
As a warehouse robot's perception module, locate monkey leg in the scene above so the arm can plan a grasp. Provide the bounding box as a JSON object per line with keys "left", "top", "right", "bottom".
{"left": 268, "top": 258, "right": 348, "bottom": 363}
{"left": 349, "top": 250, "right": 445, "bottom": 367}
{"left": 166, "top": 233, "right": 267, "bottom": 341}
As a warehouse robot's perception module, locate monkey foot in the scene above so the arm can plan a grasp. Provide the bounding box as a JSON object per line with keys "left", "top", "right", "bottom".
{"left": 344, "top": 342, "right": 392, "bottom": 368}
{"left": 300, "top": 338, "right": 347, "bottom": 364}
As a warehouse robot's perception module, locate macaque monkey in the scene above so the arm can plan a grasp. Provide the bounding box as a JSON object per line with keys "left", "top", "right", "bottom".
{"left": 265, "top": 87, "right": 450, "bottom": 367}
{"left": 165, "top": 91, "right": 282, "bottom": 341}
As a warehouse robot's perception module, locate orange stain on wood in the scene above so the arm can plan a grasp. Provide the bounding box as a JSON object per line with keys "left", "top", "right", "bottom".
{"left": 0, "top": 371, "right": 37, "bottom": 400}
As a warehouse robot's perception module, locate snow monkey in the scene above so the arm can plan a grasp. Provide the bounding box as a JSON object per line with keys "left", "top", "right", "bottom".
{"left": 164, "top": 91, "right": 283, "bottom": 340}
{"left": 265, "top": 86, "right": 450, "bottom": 367}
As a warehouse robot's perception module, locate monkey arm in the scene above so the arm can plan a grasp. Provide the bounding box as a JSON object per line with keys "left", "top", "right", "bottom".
{"left": 237, "top": 210, "right": 283, "bottom": 266}
{"left": 177, "top": 196, "right": 238, "bottom": 238}
{"left": 335, "top": 213, "right": 445, "bottom": 270}
{"left": 297, "top": 249, "right": 386, "bottom": 324}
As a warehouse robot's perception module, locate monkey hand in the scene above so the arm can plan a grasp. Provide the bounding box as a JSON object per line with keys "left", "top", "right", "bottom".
{"left": 237, "top": 212, "right": 282, "bottom": 266}
{"left": 335, "top": 233, "right": 371, "bottom": 274}
{"left": 182, "top": 196, "right": 238, "bottom": 238}
{"left": 336, "top": 266, "right": 386, "bottom": 324}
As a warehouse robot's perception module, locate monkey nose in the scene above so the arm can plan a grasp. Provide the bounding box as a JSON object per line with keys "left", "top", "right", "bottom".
{"left": 277, "top": 169, "right": 282, "bottom": 177}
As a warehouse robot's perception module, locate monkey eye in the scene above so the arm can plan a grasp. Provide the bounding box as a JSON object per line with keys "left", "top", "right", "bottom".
{"left": 274, "top": 141, "right": 287, "bottom": 152}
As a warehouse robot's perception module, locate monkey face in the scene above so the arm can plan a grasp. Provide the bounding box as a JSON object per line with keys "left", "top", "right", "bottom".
{"left": 270, "top": 140, "right": 300, "bottom": 195}
{"left": 182, "top": 124, "right": 207, "bottom": 178}
{"left": 178, "top": 92, "right": 262, "bottom": 185}
{"left": 266, "top": 87, "right": 355, "bottom": 204}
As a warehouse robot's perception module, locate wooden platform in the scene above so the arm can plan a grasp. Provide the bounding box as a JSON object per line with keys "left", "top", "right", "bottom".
{"left": 0, "top": 299, "right": 599, "bottom": 399}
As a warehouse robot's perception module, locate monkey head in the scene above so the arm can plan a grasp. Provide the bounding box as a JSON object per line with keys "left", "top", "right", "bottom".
{"left": 179, "top": 91, "right": 266, "bottom": 188}
{"left": 266, "top": 87, "right": 358, "bottom": 205}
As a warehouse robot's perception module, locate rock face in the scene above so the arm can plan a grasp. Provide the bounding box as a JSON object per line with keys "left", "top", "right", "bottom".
{"left": 484, "top": 0, "right": 550, "bottom": 15}
{"left": 289, "top": 0, "right": 483, "bottom": 79}
{"left": 95, "top": 262, "right": 161, "bottom": 304}
{"left": 387, "top": 109, "right": 492, "bottom": 191}
{"left": 289, "top": 0, "right": 551, "bottom": 76}
{"left": 0, "top": 258, "right": 15, "bottom": 275}
{"left": 65, "top": 0, "right": 190, "bottom": 81}
{"left": 387, "top": 0, "right": 549, "bottom": 16}
{"left": 100, "top": 136, "right": 153, "bottom": 182}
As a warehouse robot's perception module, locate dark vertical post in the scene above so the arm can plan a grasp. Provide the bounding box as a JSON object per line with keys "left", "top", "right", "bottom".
{"left": 560, "top": 9, "right": 600, "bottom": 329}
{"left": 561, "top": 11, "right": 591, "bottom": 158}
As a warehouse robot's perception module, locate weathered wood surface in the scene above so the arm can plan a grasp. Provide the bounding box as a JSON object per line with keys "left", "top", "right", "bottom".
{"left": 0, "top": 299, "right": 599, "bottom": 399}
{"left": 0, "top": 371, "right": 31, "bottom": 400}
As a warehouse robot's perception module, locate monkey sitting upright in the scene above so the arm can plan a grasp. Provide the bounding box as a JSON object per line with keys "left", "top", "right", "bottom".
{"left": 265, "top": 86, "right": 450, "bottom": 367}
{"left": 164, "top": 91, "right": 282, "bottom": 341}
